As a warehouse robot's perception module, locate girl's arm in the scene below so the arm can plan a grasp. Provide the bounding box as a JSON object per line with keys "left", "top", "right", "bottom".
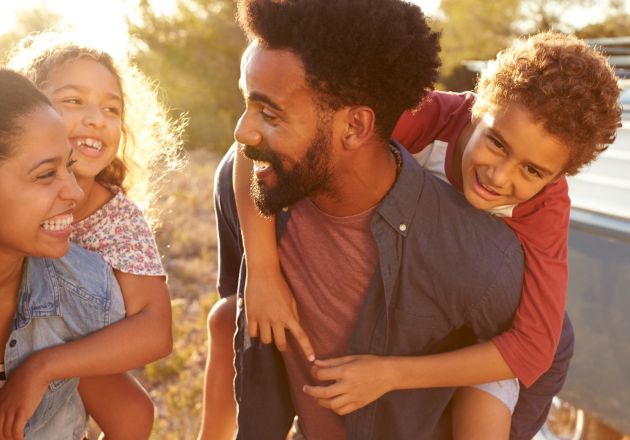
{"left": 0, "top": 273, "right": 171, "bottom": 437}
{"left": 233, "top": 147, "right": 314, "bottom": 360}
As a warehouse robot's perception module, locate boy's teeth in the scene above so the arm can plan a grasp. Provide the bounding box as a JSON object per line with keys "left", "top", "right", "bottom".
{"left": 41, "top": 214, "right": 74, "bottom": 231}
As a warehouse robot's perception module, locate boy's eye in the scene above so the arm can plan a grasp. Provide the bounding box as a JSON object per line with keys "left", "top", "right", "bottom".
{"left": 525, "top": 165, "right": 543, "bottom": 178}
{"left": 488, "top": 136, "right": 505, "bottom": 151}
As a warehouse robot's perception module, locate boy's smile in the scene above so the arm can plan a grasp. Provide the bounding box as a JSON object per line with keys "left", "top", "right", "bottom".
{"left": 459, "top": 104, "right": 571, "bottom": 211}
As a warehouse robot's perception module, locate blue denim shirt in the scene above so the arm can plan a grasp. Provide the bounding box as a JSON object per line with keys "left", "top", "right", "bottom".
{"left": 3, "top": 243, "right": 125, "bottom": 440}
{"left": 214, "top": 143, "right": 574, "bottom": 440}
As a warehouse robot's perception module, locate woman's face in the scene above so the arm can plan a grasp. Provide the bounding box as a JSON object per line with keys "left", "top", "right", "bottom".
{"left": 0, "top": 105, "right": 83, "bottom": 259}
{"left": 41, "top": 58, "right": 123, "bottom": 181}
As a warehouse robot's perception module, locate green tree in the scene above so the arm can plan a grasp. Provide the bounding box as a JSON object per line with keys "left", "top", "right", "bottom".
{"left": 0, "top": 7, "right": 61, "bottom": 63}
{"left": 129, "top": 0, "right": 246, "bottom": 151}
{"left": 576, "top": 0, "right": 630, "bottom": 37}
{"left": 436, "top": 0, "right": 521, "bottom": 90}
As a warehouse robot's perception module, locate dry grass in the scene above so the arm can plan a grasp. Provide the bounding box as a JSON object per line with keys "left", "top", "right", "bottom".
{"left": 136, "top": 149, "right": 222, "bottom": 439}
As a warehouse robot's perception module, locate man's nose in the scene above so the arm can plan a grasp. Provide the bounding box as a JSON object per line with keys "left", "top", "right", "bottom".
{"left": 234, "top": 111, "right": 262, "bottom": 147}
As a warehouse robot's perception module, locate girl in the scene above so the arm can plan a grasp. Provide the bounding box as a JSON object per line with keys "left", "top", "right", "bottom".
{"left": 0, "top": 68, "right": 124, "bottom": 440}
{"left": 201, "top": 32, "right": 621, "bottom": 439}
{"left": 7, "top": 32, "right": 185, "bottom": 439}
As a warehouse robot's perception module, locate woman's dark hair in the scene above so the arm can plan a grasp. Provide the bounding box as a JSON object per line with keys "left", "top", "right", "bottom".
{"left": 237, "top": 0, "right": 441, "bottom": 139}
{"left": 0, "top": 69, "right": 53, "bottom": 161}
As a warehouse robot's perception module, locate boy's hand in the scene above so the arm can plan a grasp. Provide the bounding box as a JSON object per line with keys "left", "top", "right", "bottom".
{"left": 244, "top": 269, "right": 315, "bottom": 361}
{"left": 0, "top": 355, "right": 49, "bottom": 440}
{"left": 303, "top": 355, "right": 393, "bottom": 415}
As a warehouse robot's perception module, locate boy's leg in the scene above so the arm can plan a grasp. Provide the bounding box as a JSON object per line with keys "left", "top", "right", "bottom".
{"left": 452, "top": 380, "right": 517, "bottom": 440}
{"left": 79, "top": 373, "right": 154, "bottom": 440}
{"left": 198, "top": 295, "right": 238, "bottom": 440}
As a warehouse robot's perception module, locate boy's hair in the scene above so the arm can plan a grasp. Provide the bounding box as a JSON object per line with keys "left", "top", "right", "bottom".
{"left": 236, "top": 0, "right": 441, "bottom": 139}
{"left": 473, "top": 32, "right": 622, "bottom": 176}
{"left": 7, "top": 32, "right": 186, "bottom": 226}
{"left": 0, "top": 69, "right": 53, "bottom": 161}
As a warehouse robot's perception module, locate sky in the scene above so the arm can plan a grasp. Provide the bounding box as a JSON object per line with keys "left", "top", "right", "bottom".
{"left": 0, "top": 0, "right": 628, "bottom": 58}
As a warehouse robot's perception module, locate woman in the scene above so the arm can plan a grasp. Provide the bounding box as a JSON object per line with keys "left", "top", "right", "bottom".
{"left": 0, "top": 68, "right": 125, "bottom": 440}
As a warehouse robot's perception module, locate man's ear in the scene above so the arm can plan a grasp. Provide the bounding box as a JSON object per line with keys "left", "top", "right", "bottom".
{"left": 341, "top": 106, "right": 376, "bottom": 150}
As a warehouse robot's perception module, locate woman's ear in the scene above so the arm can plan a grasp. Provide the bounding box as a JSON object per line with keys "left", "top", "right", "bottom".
{"left": 341, "top": 106, "right": 376, "bottom": 150}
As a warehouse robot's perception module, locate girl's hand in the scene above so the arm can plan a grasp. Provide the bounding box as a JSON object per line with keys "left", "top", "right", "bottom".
{"left": 0, "top": 355, "right": 49, "bottom": 440}
{"left": 303, "top": 355, "right": 393, "bottom": 415}
{"left": 244, "top": 268, "right": 315, "bottom": 361}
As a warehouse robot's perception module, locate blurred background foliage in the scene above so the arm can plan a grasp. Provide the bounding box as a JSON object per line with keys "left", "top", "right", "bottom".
{"left": 1, "top": 0, "right": 629, "bottom": 152}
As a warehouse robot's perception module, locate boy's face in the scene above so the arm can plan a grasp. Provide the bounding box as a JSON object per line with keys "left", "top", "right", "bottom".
{"left": 461, "top": 103, "right": 570, "bottom": 210}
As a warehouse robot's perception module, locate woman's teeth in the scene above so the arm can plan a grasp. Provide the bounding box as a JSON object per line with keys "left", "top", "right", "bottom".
{"left": 41, "top": 214, "right": 74, "bottom": 231}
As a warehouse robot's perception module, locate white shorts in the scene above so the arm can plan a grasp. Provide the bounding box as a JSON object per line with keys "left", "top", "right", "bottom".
{"left": 472, "top": 378, "right": 520, "bottom": 414}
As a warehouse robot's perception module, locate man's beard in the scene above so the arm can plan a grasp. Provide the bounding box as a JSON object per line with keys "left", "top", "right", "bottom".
{"left": 241, "top": 122, "right": 333, "bottom": 216}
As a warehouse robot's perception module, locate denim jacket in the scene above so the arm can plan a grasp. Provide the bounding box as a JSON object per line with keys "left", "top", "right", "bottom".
{"left": 214, "top": 143, "right": 574, "bottom": 440}
{"left": 3, "top": 243, "right": 125, "bottom": 440}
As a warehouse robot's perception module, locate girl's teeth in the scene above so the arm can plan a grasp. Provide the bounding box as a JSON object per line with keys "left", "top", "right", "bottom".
{"left": 41, "top": 215, "right": 74, "bottom": 231}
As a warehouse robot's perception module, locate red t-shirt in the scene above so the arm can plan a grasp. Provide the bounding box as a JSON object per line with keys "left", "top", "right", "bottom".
{"left": 392, "top": 91, "right": 569, "bottom": 387}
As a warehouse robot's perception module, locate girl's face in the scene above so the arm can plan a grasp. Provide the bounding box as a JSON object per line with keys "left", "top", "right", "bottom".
{"left": 0, "top": 106, "right": 83, "bottom": 259}
{"left": 460, "top": 104, "right": 570, "bottom": 210}
{"left": 41, "top": 58, "right": 123, "bottom": 181}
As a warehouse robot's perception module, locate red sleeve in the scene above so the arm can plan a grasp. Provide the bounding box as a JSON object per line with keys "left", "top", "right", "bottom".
{"left": 392, "top": 90, "right": 475, "bottom": 154}
{"left": 492, "top": 177, "right": 570, "bottom": 387}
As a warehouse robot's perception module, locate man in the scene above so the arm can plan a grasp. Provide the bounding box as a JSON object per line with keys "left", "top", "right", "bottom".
{"left": 209, "top": 0, "right": 574, "bottom": 438}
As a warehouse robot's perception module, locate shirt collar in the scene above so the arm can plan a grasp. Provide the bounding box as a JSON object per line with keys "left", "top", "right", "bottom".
{"left": 374, "top": 140, "right": 427, "bottom": 237}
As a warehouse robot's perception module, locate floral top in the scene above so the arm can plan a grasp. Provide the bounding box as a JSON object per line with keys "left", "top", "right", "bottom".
{"left": 71, "top": 188, "right": 165, "bottom": 276}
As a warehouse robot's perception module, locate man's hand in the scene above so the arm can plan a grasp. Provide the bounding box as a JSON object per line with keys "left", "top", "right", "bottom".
{"left": 0, "top": 355, "right": 50, "bottom": 440}
{"left": 303, "top": 355, "right": 393, "bottom": 415}
{"left": 244, "top": 268, "right": 315, "bottom": 361}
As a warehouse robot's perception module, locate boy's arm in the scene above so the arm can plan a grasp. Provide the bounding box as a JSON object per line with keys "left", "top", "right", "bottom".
{"left": 493, "top": 179, "right": 570, "bottom": 387}
{"left": 233, "top": 146, "right": 314, "bottom": 360}
{"left": 303, "top": 341, "right": 514, "bottom": 415}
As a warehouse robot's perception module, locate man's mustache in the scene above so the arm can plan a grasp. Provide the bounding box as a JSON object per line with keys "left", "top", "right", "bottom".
{"left": 240, "top": 144, "right": 279, "bottom": 167}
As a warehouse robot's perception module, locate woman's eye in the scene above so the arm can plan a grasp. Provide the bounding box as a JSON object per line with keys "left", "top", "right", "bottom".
{"left": 61, "top": 97, "right": 81, "bottom": 105}
{"left": 37, "top": 170, "right": 56, "bottom": 180}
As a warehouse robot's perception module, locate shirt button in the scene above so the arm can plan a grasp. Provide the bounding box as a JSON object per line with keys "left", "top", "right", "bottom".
{"left": 9, "top": 339, "right": 16, "bottom": 348}
{"left": 399, "top": 224, "right": 407, "bottom": 232}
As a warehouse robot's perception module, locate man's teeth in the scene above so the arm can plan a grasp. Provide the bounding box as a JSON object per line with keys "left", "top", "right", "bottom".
{"left": 77, "top": 138, "right": 103, "bottom": 151}
{"left": 253, "top": 160, "right": 271, "bottom": 171}
{"left": 41, "top": 214, "right": 74, "bottom": 231}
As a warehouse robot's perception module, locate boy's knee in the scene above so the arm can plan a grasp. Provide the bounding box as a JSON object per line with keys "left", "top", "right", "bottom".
{"left": 207, "top": 296, "right": 237, "bottom": 341}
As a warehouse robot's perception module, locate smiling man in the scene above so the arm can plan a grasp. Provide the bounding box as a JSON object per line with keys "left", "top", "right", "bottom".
{"left": 209, "top": 1, "right": 574, "bottom": 439}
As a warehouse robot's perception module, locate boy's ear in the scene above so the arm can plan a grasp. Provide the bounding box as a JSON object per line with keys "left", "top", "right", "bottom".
{"left": 340, "top": 106, "right": 376, "bottom": 150}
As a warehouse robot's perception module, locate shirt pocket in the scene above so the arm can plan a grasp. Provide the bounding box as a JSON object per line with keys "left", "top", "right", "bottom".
{"left": 58, "top": 280, "right": 111, "bottom": 334}
{"left": 27, "top": 378, "right": 79, "bottom": 436}
{"left": 389, "top": 305, "right": 458, "bottom": 355}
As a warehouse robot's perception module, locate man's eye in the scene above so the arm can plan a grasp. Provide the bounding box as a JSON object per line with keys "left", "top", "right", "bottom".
{"left": 260, "top": 109, "right": 277, "bottom": 122}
